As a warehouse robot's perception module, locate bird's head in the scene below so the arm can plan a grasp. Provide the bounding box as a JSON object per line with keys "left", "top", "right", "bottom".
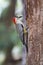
{"left": 12, "top": 17, "right": 24, "bottom": 28}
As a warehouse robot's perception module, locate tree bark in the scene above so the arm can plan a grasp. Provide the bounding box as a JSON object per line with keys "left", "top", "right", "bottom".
{"left": 26, "top": 0, "right": 43, "bottom": 65}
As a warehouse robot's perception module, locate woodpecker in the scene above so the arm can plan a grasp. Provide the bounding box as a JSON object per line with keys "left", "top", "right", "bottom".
{"left": 12, "top": 17, "right": 28, "bottom": 53}
{"left": 11, "top": 0, "right": 28, "bottom": 61}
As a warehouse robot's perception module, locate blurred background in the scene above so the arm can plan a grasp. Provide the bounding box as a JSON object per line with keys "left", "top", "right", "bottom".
{"left": 0, "top": 0, "right": 27, "bottom": 65}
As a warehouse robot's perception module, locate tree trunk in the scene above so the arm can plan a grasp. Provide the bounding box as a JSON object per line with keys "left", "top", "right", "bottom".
{"left": 26, "top": 0, "right": 43, "bottom": 65}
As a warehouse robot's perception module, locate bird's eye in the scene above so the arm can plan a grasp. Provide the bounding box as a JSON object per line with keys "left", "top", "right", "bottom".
{"left": 18, "top": 16, "right": 23, "bottom": 18}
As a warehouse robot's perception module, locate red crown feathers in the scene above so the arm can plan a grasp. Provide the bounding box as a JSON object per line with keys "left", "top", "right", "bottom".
{"left": 12, "top": 17, "right": 17, "bottom": 24}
